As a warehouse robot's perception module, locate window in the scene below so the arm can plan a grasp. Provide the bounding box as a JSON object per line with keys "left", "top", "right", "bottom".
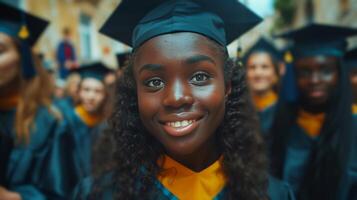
{"left": 79, "top": 12, "right": 93, "bottom": 59}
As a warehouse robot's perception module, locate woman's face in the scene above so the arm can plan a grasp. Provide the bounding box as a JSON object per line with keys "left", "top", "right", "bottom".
{"left": 295, "top": 56, "right": 339, "bottom": 109}
{"left": 0, "top": 33, "right": 20, "bottom": 87}
{"left": 78, "top": 78, "right": 106, "bottom": 114}
{"left": 134, "top": 32, "right": 229, "bottom": 157}
{"left": 246, "top": 52, "right": 277, "bottom": 94}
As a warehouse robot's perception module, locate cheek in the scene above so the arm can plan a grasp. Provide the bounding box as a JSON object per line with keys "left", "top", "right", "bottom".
{"left": 95, "top": 91, "right": 106, "bottom": 104}
{"left": 0, "top": 51, "right": 20, "bottom": 79}
{"left": 79, "top": 90, "right": 88, "bottom": 101}
{"left": 137, "top": 87, "right": 161, "bottom": 121}
{"left": 193, "top": 82, "right": 226, "bottom": 113}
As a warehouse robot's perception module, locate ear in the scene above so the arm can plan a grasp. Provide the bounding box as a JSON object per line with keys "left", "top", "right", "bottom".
{"left": 279, "top": 62, "right": 286, "bottom": 77}
{"left": 225, "top": 81, "right": 232, "bottom": 99}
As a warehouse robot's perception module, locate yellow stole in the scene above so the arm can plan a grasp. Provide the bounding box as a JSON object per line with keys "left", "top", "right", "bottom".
{"left": 158, "top": 155, "right": 226, "bottom": 200}
{"left": 296, "top": 109, "right": 325, "bottom": 138}
{"left": 75, "top": 105, "right": 103, "bottom": 127}
{"left": 252, "top": 91, "right": 278, "bottom": 111}
{"left": 0, "top": 93, "right": 19, "bottom": 110}
{"left": 352, "top": 104, "right": 357, "bottom": 115}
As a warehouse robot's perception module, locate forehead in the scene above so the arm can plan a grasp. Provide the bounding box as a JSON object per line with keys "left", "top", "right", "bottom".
{"left": 134, "top": 32, "right": 222, "bottom": 67}
{"left": 81, "top": 78, "right": 105, "bottom": 88}
{"left": 294, "top": 55, "right": 339, "bottom": 68}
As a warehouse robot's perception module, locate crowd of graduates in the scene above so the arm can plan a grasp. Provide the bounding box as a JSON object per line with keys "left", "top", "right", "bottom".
{"left": 0, "top": 0, "right": 356, "bottom": 200}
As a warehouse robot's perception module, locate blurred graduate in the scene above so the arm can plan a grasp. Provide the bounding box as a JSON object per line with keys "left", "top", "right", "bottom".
{"left": 0, "top": 2, "right": 67, "bottom": 199}
{"left": 243, "top": 37, "right": 285, "bottom": 136}
{"left": 72, "top": 0, "right": 295, "bottom": 199}
{"left": 345, "top": 48, "right": 357, "bottom": 115}
{"left": 50, "top": 62, "right": 112, "bottom": 197}
{"left": 269, "top": 24, "right": 357, "bottom": 199}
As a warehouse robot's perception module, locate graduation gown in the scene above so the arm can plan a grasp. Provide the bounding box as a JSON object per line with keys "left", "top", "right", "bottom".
{"left": 50, "top": 103, "right": 106, "bottom": 197}
{"left": 338, "top": 114, "right": 357, "bottom": 200}
{"left": 0, "top": 106, "right": 66, "bottom": 199}
{"left": 71, "top": 173, "right": 295, "bottom": 200}
{"left": 258, "top": 103, "right": 277, "bottom": 137}
{"left": 281, "top": 125, "right": 316, "bottom": 195}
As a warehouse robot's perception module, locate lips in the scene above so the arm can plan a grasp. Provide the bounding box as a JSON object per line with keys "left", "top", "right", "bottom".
{"left": 159, "top": 113, "right": 203, "bottom": 137}
{"left": 308, "top": 88, "right": 326, "bottom": 98}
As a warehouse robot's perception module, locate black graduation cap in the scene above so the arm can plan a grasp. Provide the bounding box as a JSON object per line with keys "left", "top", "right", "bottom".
{"left": 0, "top": 2, "right": 48, "bottom": 46}
{"left": 243, "top": 37, "right": 282, "bottom": 63}
{"left": 277, "top": 23, "right": 357, "bottom": 59}
{"left": 115, "top": 51, "right": 131, "bottom": 69}
{"left": 0, "top": 2, "right": 49, "bottom": 79}
{"left": 75, "top": 62, "right": 112, "bottom": 81}
{"left": 100, "top": 0, "right": 262, "bottom": 49}
{"left": 344, "top": 48, "right": 357, "bottom": 69}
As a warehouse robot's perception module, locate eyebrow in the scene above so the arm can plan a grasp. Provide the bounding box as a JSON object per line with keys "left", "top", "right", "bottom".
{"left": 139, "top": 64, "right": 163, "bottom": 73}
{"left": 138, "top": 54, "right": 216, "bottom": 74}
{"left": 184, "top": 54, "right": 216, "bottom": 65}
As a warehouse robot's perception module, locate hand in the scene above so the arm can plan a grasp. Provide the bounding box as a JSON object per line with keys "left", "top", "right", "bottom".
{"left": 0, "top": 187, "right": 22, "bottom": 200}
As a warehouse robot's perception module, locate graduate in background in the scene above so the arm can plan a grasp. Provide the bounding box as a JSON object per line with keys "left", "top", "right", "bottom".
{"left": 56, "top": 62, "right": 111, "bottom": 196}
{"left": 0, "top": 2, "right": 66, "bottom": 199}
{"left": 341, "top": 47, "right": 357, "bottom": 200}
{"left": 243, "top": 37, "right": 285, "bottom": 136}
{"left": 344, "top": 47, "right": 357, "bottom": 115}
{"left": 73, "top": 0, "right": 295, "bottom": 199}
{"left": 269, "top": 24, "right": 357, "bottom": 200}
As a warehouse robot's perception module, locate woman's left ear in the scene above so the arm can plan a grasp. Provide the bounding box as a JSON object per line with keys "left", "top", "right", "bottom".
{"left": 225, "top": 81, "right": 232, "bottom": 99}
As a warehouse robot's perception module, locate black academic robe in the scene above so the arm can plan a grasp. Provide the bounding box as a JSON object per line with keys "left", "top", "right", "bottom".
{"left": 48, "top": 102, "right": 106, "bottom": 198}
{"left": 0, "top": 106, "right": 66, "bottom": 199}
{"left": 71, "top": 173, "right": 295, "bottom": 200}
{"left": 258, "top": 103, "right": 277, "bottom": 137}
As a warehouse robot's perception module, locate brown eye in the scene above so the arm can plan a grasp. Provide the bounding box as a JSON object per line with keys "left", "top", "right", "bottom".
{"left": 190, "top": 72, "right": 210, "bottom": 85}
{"left": 146, "top": 78, "right": 164, "bottom": 88}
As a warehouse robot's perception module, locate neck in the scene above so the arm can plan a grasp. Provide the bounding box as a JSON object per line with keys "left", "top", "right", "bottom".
{"left": 0, "top": 77, "right": 21, "bottom": 98}
{"left": 252, "top": 89, "right": 277, "bottom": 111}
{"left": 253, "top": 89, "right": 273, "bottom": 97}
{"left": 75, "top": 105, "right": 103, "bottom": 127}
{"left": 166, "top": 137, "right": 220, "bottom": 172}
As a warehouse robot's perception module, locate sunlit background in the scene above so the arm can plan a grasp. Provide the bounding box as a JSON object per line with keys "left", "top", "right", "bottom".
{"left": 1, "top": 0, "right": 356, "bottom": 70}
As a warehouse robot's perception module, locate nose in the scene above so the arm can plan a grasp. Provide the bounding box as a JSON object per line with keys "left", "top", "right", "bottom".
{"left": 311, "top": 71, "right": 321, "bottom": 84}
{"left": 163, "top": 80, "right": 194, "bottom": 108}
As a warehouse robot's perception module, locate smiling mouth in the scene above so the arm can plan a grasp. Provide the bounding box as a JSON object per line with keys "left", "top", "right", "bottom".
{"left": 161, "top": 117, "right": 202, "bottom": 137}
{"left": 165, "top": 120, "right": 195, "bottom": 128}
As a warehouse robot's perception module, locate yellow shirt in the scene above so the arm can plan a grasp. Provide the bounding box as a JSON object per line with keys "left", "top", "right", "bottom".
{"left": 158, "top": 155, "right": 226, "bottom": 200}
{"left": 252, "top": 91, "right": 278, "bottom": 112}
{"left": 75, "top": 105, "right": 103, "bottom": 127}
{"left": 352, "top": 104, "right": 357, "bottom": 115}
{"left": 296, "top": 109, "right": 325, "bottom": 138}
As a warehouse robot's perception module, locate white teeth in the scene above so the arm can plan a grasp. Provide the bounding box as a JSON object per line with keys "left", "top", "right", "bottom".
{"left": 166, "top": 120, "right": 195, "bottom": 128}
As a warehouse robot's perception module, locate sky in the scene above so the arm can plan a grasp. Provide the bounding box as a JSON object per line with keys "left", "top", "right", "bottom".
{"left": 240, "top": 0, "right": 275, "bottom": 17}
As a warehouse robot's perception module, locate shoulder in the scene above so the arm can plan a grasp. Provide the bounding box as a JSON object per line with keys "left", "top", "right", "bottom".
{"left": 268, "top": 176, "right": 295, "bottom": 200}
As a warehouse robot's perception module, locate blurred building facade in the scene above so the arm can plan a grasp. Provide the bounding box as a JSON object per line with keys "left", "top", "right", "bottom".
{"left": 0, "top": 0, "right": 125, "bottom": 69}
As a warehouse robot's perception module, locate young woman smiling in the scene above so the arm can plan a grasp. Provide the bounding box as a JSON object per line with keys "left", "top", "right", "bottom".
{"left": 244, "top": 37, "right": 284, "bottom": 136}
{"left": 269, "top": 24, "right": 357, "bottom": 200}
{"left": 73, "top": 0, "right": 294, "bottom": 199}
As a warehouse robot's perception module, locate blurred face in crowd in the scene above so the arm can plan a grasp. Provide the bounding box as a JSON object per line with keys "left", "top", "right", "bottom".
{"left": 66, "top": 74, "right": 81, "bottom": 100}
{"left": 133, "top": 32, "right": 229, "bottom": 167}
{"left": 295, "top": 55, "right": 339, "bottom": 112}
{"left": 350, "top": 68, "right": 357, "bottom": 101}
{"left": 0, "top": 33, "right": 20, "bottom": 89}
{"left": 246, "top": 52, "right": 278, "bottom": 95}
{"left": 78, "top": 78, "right": 106, "bottom": 114}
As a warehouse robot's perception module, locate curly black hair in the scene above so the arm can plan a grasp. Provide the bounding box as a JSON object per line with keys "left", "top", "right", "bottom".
{"left": 91, "top": 38, "right": 268, "bottom": 200}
